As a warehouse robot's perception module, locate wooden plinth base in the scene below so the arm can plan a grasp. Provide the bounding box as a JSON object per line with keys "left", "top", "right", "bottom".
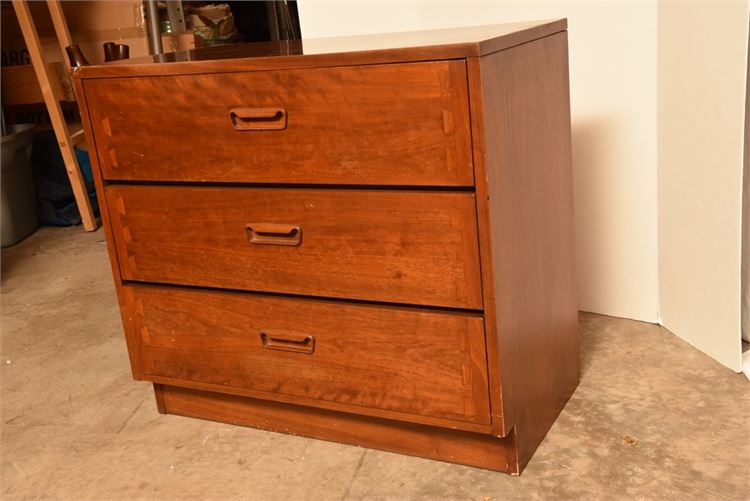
{"left": 155, "top": 384, "right": 519, "bottom": 474}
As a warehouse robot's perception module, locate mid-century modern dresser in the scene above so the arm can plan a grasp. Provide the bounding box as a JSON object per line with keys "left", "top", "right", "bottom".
{"left": 73, "top": 19, "right": 579, "bottom": 475}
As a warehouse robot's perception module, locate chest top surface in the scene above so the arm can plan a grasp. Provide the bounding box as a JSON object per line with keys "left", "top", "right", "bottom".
{"left": 74, "top": 19, "right": 566, "bottom": 79}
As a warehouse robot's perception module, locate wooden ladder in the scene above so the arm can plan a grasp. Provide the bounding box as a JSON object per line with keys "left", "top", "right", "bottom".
{"left": 11, "top": 0, "right": 98, "bottom": 231}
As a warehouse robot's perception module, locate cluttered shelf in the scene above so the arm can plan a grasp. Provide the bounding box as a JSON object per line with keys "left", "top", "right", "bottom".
{"left": 0, "top": 1, "right": 302, "bottom": 240}
{"left": 1, "top": 1, "right": 301, "bottom": 114}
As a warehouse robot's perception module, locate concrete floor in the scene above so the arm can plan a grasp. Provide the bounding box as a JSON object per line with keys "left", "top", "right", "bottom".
{"left": 1, "top": 226, "right": 749, "bottom": 501}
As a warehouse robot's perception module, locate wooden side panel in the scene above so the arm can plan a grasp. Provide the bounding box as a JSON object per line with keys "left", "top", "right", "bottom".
{"left": 160, "top": 384, "right": 518, "bottom": 474}
{"left": 124, "top": 284, "right": 491, "bottom": 428}
{"left": 72, "top": 74, "right": 144, "bottom": 377}
{"left": 106, "top": 186, "right": 483, "bottom": 310}
{"left": 467, "top": 59, "right": 506, "bottom": 436}
{"left": 84, "top": 61, "right": 472, "bottom": 186}
{"left": 472, "top": 32, "right": 579, "bottom": 470}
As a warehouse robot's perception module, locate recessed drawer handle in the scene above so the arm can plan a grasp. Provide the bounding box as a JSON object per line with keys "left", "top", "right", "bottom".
{"left": 229, "top": 107, "right": 287, "bottom": 131}
{"left": 260, "top": 331, "right": 315, "bottom": 354}
{"left": 246, "top": 223, "right": 302, "bottom": 246}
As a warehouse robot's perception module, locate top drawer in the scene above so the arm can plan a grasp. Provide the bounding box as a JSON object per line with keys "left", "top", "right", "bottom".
{"left": 84, "top": 61, "right": 473, "bottom": 186}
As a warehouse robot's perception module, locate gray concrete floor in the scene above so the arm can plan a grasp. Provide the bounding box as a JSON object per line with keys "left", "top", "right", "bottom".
{"left": 1, "top": 226, "right": 749, "bottom": 501}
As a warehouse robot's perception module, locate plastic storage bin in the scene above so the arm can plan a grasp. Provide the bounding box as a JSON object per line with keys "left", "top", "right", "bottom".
{"left": 2, "top": 124, "right": 38, "bottom": 247}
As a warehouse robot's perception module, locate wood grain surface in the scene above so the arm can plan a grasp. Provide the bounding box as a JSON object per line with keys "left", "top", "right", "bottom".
{"left": 74, "top": 21, "right": 579, "bottom": 474}
{"left": 106, "top": 185, "right": 483, "bottom": 309}
{"left": 466, "top": 57, "right": 506, "bottom": 435}
{"left": 72, "top": 63, "right": 142, "bottom": 376}
{"left": 159, "top": 384, "right": 518, "bottom": 474}
{"left": 472, "top": 32, "right": 579, "bottom": 471}
{"left": 85, "top": 61, "right": 472, "bottom": 186}
{"left": 125, "top": 285, "right": 491, "bottom": 427}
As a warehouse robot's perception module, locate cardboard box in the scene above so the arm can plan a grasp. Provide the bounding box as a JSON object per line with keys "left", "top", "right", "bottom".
{"left": 1, "top": 63, "right": 75, "bottom": 106}
{"left": 3, "top": 102, "right": 80, "bottom": 129}
{"left": 161, "top": 30, "right": 197, "bottom": 53}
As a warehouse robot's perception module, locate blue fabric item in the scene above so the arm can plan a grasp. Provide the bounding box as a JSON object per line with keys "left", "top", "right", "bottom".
{"left": 30, "top": 130, "right": 99, "bottom": 226}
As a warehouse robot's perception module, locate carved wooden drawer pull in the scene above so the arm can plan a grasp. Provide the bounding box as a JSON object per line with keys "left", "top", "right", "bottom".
{"left": 260, "top": 331, "right": 315, "bottom": 354}
{"left": 245, "top": 223, "right": 302, "bottom": 246}
{"left": 229, "top": 107, "right": 287, "bottom": 131}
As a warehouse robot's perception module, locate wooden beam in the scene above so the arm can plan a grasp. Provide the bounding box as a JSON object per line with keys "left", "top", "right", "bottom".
{"left": 12, "top": 0, "right": 97, "bottom": 231}
{"left": 46, "top": 0, "right": 72, "bottom": 61}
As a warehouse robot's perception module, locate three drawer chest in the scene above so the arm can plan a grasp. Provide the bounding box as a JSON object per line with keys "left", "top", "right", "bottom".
{"left": 74, "top": 19, "right": 579, "bottom": 475}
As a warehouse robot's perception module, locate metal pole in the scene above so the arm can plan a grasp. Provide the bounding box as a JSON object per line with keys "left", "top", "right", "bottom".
{"left": 145, "top": 0, "right": 163, "bottom": 55}
{"left": 165, "top": 0, "right": 186, "bottom": 34}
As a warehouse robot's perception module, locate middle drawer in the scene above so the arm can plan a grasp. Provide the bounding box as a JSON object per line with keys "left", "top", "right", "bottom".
{"left": 106, "top": 186, "right": 483, "bottom": 309}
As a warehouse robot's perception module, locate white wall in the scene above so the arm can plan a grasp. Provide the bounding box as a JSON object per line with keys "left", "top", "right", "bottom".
{"left": 744, "top": 12, "right": 750, "bottom": 346}
{"left": 298, "top": 1, "right": 660, "bottom": 323}
{"left": 658, "top": 1, "right": 748, "bottom": 372}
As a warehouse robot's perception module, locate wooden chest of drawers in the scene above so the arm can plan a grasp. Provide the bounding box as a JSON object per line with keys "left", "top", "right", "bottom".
{"left": 74, "top": 19, "right": 579, "bottom": 475}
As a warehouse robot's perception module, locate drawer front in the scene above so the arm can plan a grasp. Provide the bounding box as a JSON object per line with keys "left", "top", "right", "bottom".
{"left": 107, "top": 186, "right": 483, "bottom": 309}
{"left": 85, "top": 61, "right": 472, "bottom": 186}
{"left": 124, "top": 285, "right": 491, "bottom": 426}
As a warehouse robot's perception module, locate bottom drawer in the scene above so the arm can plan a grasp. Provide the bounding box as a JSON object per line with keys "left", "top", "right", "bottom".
{"left": 122, "top": 285, "right": 491, "bottom": 428}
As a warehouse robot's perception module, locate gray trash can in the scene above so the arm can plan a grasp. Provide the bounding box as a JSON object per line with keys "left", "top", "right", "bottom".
{"left": 2, "top": 124, "right": 38, "bottom": 247}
